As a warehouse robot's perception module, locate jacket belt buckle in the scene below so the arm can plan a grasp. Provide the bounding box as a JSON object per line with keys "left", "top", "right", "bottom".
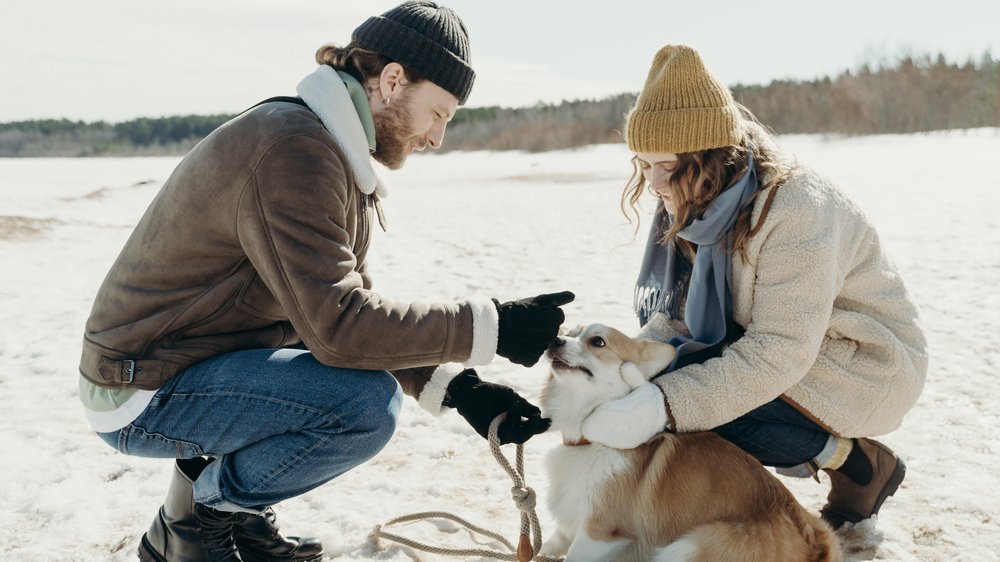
{"left": 122, "top": 360, "right": 136, "bottom": 384}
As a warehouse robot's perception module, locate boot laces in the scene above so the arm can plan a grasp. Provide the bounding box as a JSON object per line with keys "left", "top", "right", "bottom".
{"left": 196, "top": 504, "right": 246, "bottom": 561}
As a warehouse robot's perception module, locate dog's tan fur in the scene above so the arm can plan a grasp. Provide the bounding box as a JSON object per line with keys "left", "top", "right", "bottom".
{"left": 539, "top": 324, "right": 841, "bottom": 562}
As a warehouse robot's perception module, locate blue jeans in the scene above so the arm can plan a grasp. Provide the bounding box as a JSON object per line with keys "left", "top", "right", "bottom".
{"left": 98, "top": 348, "right": 403, "bottom": 513}
{"left": 711, "top": 398, "right": 830, "bottom": 477}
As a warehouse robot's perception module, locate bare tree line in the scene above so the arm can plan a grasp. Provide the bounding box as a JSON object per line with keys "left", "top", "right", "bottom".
{"left": 443, "top": 51, "right": 1000, "bottom": 152}
{"left": 734, "top": 52, "right": 1000, "bottom": 135}
{"left": 1, "top": 51, "right": 997, "bottom": 157}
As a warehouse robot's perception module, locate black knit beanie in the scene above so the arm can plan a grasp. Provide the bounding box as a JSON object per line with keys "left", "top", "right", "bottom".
{"left": 352, "top": 1, "right": 475, "bottom": 105}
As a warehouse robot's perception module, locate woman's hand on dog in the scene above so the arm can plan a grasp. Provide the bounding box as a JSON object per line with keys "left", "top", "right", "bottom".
{"left": 582, "top": 382, "right": 669, "bottom": 449}
{"left": 445, "top": 369, "right": 551, "bottom": 444}
{"left": 494, "top": 291, "right": 576, "bottom": 367}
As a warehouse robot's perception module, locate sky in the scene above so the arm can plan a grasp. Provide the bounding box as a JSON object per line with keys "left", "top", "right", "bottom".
{"left": 2, "top": 0, "right": 998, "bottom": 122}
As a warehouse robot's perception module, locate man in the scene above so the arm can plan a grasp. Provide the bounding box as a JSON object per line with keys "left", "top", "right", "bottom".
{"left": 79, "top": 3, "right": 572, "bottom": 561}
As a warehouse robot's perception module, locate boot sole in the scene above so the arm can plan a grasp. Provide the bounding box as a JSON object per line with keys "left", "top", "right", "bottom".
{"left": 239, "top": 551, "right": 324, "bottom": 562}
{"left": 240, "top": 553, "right": 324, "bottom": 562}
{"left": 137, "top": 534, "right": 168, "bottom": 562}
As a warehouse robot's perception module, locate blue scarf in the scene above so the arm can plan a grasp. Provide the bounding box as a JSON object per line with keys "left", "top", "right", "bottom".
{"left": 634, "top": 153, "right": 759, "bottom": 368}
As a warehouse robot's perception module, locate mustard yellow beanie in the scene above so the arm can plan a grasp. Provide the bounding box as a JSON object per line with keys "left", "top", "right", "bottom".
{"left": 626, "top": 45, "right": 743, "bottom": 154}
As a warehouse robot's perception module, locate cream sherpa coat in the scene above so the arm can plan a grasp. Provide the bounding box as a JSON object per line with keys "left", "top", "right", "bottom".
{"left": 642, "top": 167, "right": 928, "bottom": 438}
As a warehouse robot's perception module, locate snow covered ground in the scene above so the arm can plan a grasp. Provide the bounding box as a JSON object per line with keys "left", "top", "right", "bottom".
{"left": 1, "top": 129, "right": 998, "bottom": 561}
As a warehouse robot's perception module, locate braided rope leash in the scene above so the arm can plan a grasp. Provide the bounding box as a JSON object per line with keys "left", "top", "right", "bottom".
{"left": 372, "top": 413, "right": 562, "bottom": 562}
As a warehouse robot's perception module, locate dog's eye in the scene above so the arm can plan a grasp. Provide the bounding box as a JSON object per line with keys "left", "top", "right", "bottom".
{"left": 589, "top": 336, "right": 606, "bottom": 348}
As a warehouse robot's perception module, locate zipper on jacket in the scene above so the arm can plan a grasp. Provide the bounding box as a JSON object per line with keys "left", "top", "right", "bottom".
{"left": 373, "top": 194, "right": 387, "bottom": 231}
{"left": 357, "top": 193, "right": 371, "bottom": 254}
{"left": 357, "top": 193, "right": 386, "bottom": 255}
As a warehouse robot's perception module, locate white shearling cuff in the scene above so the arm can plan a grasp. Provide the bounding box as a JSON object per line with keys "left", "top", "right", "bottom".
{"left": 465, "top": 297, "right": 499, "bottom": 367}
{"left": 417, "top": 364, "right": 466, "bottom": 417}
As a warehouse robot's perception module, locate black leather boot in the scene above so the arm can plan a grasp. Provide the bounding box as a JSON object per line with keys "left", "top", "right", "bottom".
{"left": 138, "top": 456, "right": 213, "bottom": 562}
{"left": 194, "top": 503, "right": 246, "bottom": 561}
{"left": 137, "top": 457, "right": 324, "bottom": 562}
{"left": 233, "top": 507, "right": 324, "bottom": 562}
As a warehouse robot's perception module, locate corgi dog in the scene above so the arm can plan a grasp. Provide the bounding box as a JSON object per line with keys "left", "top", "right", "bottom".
{"left": 538, "top": 323, "right": 841, "bottom": 562}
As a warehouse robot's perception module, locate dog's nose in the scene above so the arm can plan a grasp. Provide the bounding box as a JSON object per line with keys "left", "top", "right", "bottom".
{"left": 548, "top": 337, "right": 565, "bottom": 350}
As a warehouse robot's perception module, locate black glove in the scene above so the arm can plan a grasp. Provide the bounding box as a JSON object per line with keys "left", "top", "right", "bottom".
{"left": 494, "top": 291, "right": 575, "bottom": 367}
{"left": 444, "top": 369, "right": 551, "bottom": 445}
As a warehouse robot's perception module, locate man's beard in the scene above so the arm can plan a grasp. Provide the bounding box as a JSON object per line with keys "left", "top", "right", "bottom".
{"left": 372, "top": 94, "right": 425, "bottom": 170}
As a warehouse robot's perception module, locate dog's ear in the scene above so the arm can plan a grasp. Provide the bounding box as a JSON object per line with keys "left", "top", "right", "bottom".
{"left": 635, "top": 339, "right": 677, "bottom": 378}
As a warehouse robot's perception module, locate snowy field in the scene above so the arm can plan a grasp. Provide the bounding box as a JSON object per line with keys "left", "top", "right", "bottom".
{"left": 1, "top": 129, "right": 998, "bottom": 561}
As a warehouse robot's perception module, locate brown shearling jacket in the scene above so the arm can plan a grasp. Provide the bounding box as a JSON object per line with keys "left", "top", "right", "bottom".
{"left": 79, "top": 100, "right": 494, "bottom": 399}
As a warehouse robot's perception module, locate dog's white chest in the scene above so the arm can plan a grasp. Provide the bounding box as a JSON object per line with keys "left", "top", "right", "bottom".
{"left": 545, "top": 444, "right": 628, "bottom": 528}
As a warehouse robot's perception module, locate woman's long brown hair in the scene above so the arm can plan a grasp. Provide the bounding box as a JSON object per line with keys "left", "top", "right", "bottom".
{"left": 620, "top": 106, "right": 794, "bottom": 264}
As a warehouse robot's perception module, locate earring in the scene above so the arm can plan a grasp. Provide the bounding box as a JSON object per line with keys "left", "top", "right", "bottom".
{"left": 383, "top": 97, "right": 390, "bottom": 105}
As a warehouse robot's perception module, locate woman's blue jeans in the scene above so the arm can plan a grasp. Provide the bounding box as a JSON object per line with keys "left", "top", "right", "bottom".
{"left": 711, "top": 398, "right": 831, "bottom": 477}
{"left": 98, "top": 348, "right": 403, "bottom": 513}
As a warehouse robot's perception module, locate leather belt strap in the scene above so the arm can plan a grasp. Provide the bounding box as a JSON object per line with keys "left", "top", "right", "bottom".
{"left": 79, "top": 343, "right": 180, "bottom": 390}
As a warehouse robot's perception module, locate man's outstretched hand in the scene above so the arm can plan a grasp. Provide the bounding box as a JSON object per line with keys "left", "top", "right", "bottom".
{"left": 495, "top": 291, "right": 575, "bottom": 367}
{"left": 445, "top": 369, "right": 550, "bottom": 445}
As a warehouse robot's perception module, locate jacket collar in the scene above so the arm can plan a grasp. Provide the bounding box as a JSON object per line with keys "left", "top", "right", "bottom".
{"left": 297, "top": 66, "right": 388, "bottom": 198}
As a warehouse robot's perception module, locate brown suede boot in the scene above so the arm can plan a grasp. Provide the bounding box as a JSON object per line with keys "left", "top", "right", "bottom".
{"left": 821, "top": 438, "right": 906, "bottom": 529}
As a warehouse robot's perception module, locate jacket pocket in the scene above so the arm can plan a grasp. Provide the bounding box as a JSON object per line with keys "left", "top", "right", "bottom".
{"left": 819, "top": 333, "right": 859, "bottom": 368}
{"left": 120, "top": 424, "right": 206, "bottom": 458}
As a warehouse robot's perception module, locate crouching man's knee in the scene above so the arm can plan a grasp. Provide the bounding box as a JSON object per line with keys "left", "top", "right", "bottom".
{"left": 346, "top": 371, "right": 403, "bottom": 460}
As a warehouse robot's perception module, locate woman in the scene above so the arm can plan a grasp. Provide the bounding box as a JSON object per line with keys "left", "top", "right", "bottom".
{"left": 581, "top": 45, "right": 928, "bottom": 529}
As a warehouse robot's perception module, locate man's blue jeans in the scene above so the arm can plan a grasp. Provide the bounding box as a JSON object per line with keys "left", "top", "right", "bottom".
{"left": 712, "top": 398, "right": 831, "bottom": 477}
{"left": 98, "top": 348, "right": 404, "bottom": 513}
